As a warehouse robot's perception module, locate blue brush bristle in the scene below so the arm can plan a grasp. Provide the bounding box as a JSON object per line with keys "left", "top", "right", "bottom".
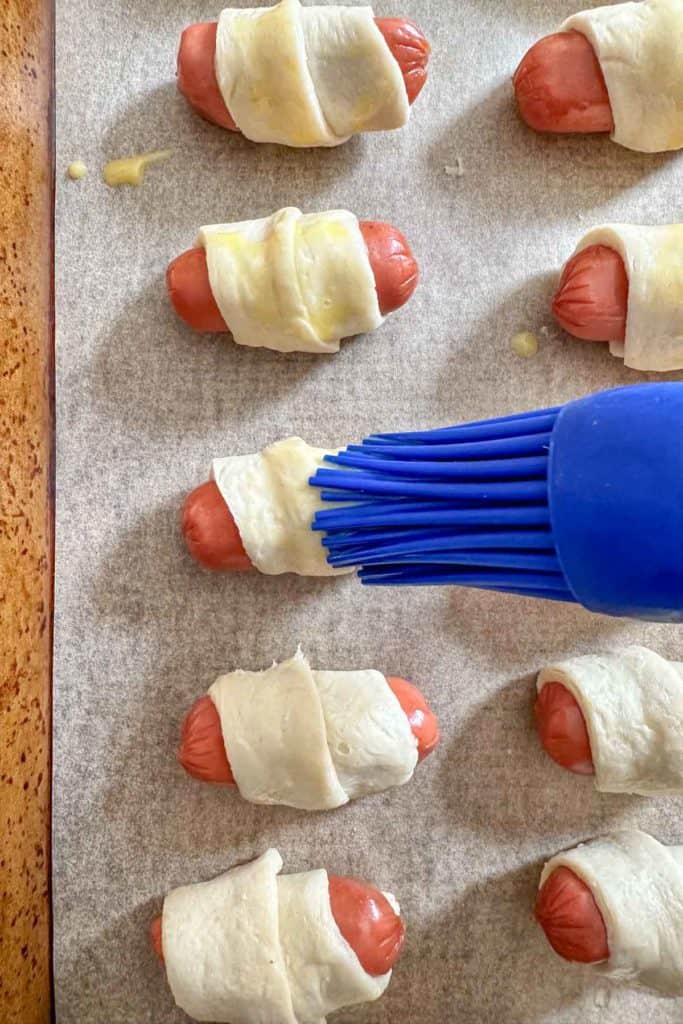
{"left": 310, "top": 405, "right": 576, "bottom": 601}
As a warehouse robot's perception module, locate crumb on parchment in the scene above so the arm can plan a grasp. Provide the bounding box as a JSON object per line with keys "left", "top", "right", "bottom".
{"left": 444, "top": 157, "right": 464, "bottom": 177}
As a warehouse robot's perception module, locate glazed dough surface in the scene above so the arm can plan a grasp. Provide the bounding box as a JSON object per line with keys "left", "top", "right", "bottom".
{"left": 163, "top": 850, "right": 396, "bottom": 1022}
{"left": 538, "top": 645, "right": 683, "bottom": 794}
{"left": 540, "top": 831, "right": 683, "bottom": 995}
{"left": 572, "top": 224, "right": 683, "bottom": 370}
{"left": 208, "top": 651, "right": 417, "bottom": 810}
{"left": 563, "top": 0, "right": 683, "bottom": 153}
{"left": 214, "top": 0, "right": 409, "bottom": 147}
{"left": 199, "top": 208, "right": 383, "bottom": 354}
{"left": 211, "top": 436, "right": 350, "bottom": 576}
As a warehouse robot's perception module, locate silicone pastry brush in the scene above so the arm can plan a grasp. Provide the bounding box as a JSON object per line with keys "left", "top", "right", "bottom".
{"left": 310, "top": 384, "right": 683, "bottom": 621}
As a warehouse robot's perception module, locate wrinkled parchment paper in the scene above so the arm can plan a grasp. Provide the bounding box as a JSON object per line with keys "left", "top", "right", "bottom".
{"left": 54, "top": 1, "right": 683, "bottom": 1020}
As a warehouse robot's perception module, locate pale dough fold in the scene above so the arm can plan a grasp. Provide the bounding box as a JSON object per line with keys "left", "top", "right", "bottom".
{"left": 537, "top": 645, "right": 683, "bottom": 794}
{"left": 162, "top": 849, "right": 295, "bottom": 1023}
{"left": 214, "top": 0, "right": 409, "bottom": 147}
{"left": 208, "top": 650, "right": 418, "bottom": 810}
{"left": 540, "top": 831, "right": 683, "bottom": 995}
{"left": 562, "top": 0, "right": 683, "bottom": 153}
{"left": 211, "top": 436, "right": 351, "bottom": 576}
{"left": 163, "top": 849, "right": 397, "bottom": 1022}
{"left": 199, "top": 208, "right": 383, "bottom": 354}
{"left": 572, "top": 224, "right": 683, "bottom": 370}
{"left": 277, "top": 870, "right": 392, "bottom": 1022}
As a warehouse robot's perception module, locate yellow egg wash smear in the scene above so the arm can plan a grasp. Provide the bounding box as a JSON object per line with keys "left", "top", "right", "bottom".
{"left": 510, "top": 330, "right": 539, "bottom": 358}
{"left": 103, "top": 149, "right": 172, "bottom": 187}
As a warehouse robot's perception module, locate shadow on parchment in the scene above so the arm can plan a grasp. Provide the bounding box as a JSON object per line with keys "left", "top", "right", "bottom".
{"left": 100, "top": 79, "right": 366, "bottom": 225}
{"left": 93, "top": 642, "right": 340, "bottom": 859}
{"left": 426, "top": 80, "right": 677, "bottom": 229}
{"left": 435, "top": 672, "right": 640, "bottom": 842}
{"left": 433, "top": 583, "right": 630, "bottom": 672}
{"left": 340, "top": 861, "right": 598, "bottom": 1024}
{"left": 88, "top": 494, "right": 354, "bottom": 631}
{"left": 85, "top": 275, "right": 343, "bottom": 444}
{"left": 54, "top": 895, "right": 180, "bottom": 1024}
{"left": 431, "top": 270, "right": 683, "bottom": 415}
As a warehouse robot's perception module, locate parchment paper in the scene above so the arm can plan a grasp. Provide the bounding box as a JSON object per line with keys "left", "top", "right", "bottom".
{"left": 54, "top": 1, "right": 683, "bottom": 1021}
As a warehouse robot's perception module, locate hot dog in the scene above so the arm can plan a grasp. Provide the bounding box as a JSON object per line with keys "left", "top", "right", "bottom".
{"left": 151, "top": 871, "right": 403, "bottom": 976}
{"left": 538, "top": 831, "right": 683, "bottom": 993}
{"left": 151, "top": 879, "right": 405, "bottom": 977}
{"left": 178, "top": 674, "right": 439, "bottom": 786}
{"left": 181, "top": 481, "right": 252, "bottom": 572}
{"left": 514, "top": 2, "right": 683, "bottom": 155}
{"left": 535, "top": 865, "right": 609, "bottom": 963}
{"left": 536, "top": 647, "right": 683, "bottom": 795}
{"left": 167, "top": 220, "right": 419, "bottom": 333}
{"left": 534, "top": 681, "right": 594, "bottom": 776}
{"left": 513, "top": 31, "right": 613, "bottom": 136}
{"left": 552, "top": 245, "right": 628, "bottom": 342}
{"left": 177, "top": 17, "right": 429, "bottom": 131}
{"left": 183, "top": 438, "right": 343, "bottom": 579}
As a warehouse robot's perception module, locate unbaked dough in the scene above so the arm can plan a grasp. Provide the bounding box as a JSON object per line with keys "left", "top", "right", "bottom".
{"left": 571, "top": 223, "right": 683, "bottom": 370}
{"left": 540, "top": 830, "right": 683, "bottom": 995}
{"left": 211, "top": 436, "right": 351, "bottom": 576}
{"left": 162, "top": 849, "right": 295, "bottom": 1023}
{"left": 537, "top": 645, "right": 683, "bottom": 795}
{"left": 163, "top": 849, "right": 397, "bottom": 1022}
{"left": 563, "top": 0, "right": 683, "bottom": 153}
{"left": 214, "top": 0, "right": 409, "bottom": 147}
{"left": 208, "top": 650, "right": 418, "bottom": 810}
{"left": 277, "top": 869, "right": 392, "bottom": 1021}
{"left": 199, "top": 208, "right": 383, "bottom": 354}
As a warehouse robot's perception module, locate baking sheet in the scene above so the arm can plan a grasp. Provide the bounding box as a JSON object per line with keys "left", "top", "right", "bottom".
{"left": 54, "top": 1, "right": 683, "bottom": 1021}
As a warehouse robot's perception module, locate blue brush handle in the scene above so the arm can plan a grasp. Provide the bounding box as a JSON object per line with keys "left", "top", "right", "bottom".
{"left": 311, "top": 385, "right": 683, "bottom": 621}
{"left": 549, "top": 383, "right": 683, "bottom": 620}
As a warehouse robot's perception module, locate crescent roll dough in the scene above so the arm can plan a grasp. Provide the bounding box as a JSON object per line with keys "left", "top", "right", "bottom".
{"left": 198, "top": 208, "right": 383, "bottom": 354}
{"left": 212, "top": 436, "right": 348, "bottom": 576}
{"left": 215, "top": 0, "right": 409, "bottom": 147}
{"left": 537, "top": 645, "right": 683, "bottom": 795}
{"left": 540, "top": 831, "right": 683, "bottom": 995}
{"left": 163, "top": 849, "right": 396, "bottom": 1022}
{"left": 571, "top": 224, "right": 683, "bottom": 371}
{"left": 208, "top": 650, "right": 418, "bottom": 810}
{"left": 563, "top": 0, "right": 683, "bottom": 152}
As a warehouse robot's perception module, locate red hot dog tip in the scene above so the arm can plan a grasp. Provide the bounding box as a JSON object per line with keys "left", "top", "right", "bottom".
{"left": 386, "top": 676, "right": 439, "bottom": 760}
{"left": 552, "top": 244, "right": 628, "bottom": 342}
{"left": 167, "top": 249, "right": 228, "bottom": 333}
{"left": 534, "top": 682, "right": 594, "bottom": 776}
{"left": 360, "top": 221, "right": 419, "bottom": 315}
{"left": 149, "top": 875, "right": 403, "bottom": 977}
{"left": 535, "top": 866, "right": 609, "bottom": 964}
{"left": 181, "top": 481, "right": 253, "bottom": 572}
{"left": 328, "top": 875, "right": 405, "bottom": 976}
{"left": 374, "top": 17, "right": 430, "bottom": 104}
{"left": 150, "top": 915, "right": 164, "bottom": 963}
{"left": 178, "top": 695, "right": 236, "bottom": 784}
{"left": 513, "top": 31, "right": 613, "bottom": 135}
{"left": 177, "top": 23, "right": 239, "bottom": 131}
